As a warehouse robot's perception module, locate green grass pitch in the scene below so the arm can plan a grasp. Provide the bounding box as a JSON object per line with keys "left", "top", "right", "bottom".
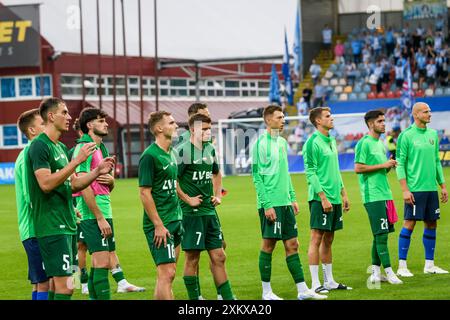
{"left": 1, "top": 168, "right": 450, "bottom": 300}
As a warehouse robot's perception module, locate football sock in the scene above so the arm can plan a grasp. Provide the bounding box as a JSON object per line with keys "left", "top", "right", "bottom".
{"left": 32, "top": 291, "right": 37, "bottom": 300}
{"left": 423, "top": 228, "right": 436, "bottom": 261}
{"left": 398, "top": 227, "right": 413, "bottom": 261}
{"left": 183, "top": 276, "right": 200, "bottom": 300}
{"left": 375, "top": 233, "right": 391, "bottom": 268}
{"left": 309, "top": 265, "right": 320, "bottom": 289}
{"left": 217, "top": 280, "right": 234, "bottom": 300}
{"left": 197, "top": 276, "right": 203, "bottom": 297}
{"left": 48, "top": 291, "right": 55, "bottom": 300}
{"left": 259, "top": 251, "right": 272, "bottom": 282}
{"left": 286, "top": 254, "right": 305, "bottom": 283}
{"left": 36, "top": 292, "right": 48, "bottom": 300}
{"left": 111, "top": 265, "right": 125, "bottom": 283}
{"left": 371, "top": 238, "right": 381, "bottom": 266}
{"left": 93, "top": 268, "right": 111, "bottom": 300}
{"left": 296, "top": 281, "right": 309, "bottom": 293}
{"left": 322, "top": 263, "right": 336, "bottom": 285}
{"left": 88, "top": 268, "right": 97, "bottom": 300}
{"left": 54, "top": 293, "right": 71, "bottom": 300}
{"left": 80, "top": 267, "right": 89, "bottom": 284}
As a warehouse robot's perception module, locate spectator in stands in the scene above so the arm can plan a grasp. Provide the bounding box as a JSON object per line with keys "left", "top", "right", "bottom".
{"left": 394, "top": 44, "right": 402, "bottom": 65}
{"left": 426, "top": 58, "right": 437, "bottom": 87}
{"left": 371, "top": 31, "right": 382, "bottom": 59}
{"left": 436, "top": 50, "right": 449, "bottom": 86}
{"left": 381, "top": 56, "right": 392, "bottom": 84}
{"left": 416, "top": 23, "right": 425, "bottom": 38}
{"left": 385, "top": 27, "right": 396, "bottom": 57}
{"left": 344, "top": 60, "right": 357, "bottom": 85}
{"left": 309, "top": 59, "right": 322, "bottom": 85}
{"left": 322, "top": 24, "right": 333, "bottom": 59}
{"left": 373, "top": 61, "right": 384, "bottom": 93}
{"left": 434, "top": 32, "right": 444, "bottom": 52}
{"left": 426, "top": 44, "right": 436, "bottom": 59}
{"left": 395, "top": 60, "right": 404, "bottom": 89}
{"left": 435, "top": 14, "right": 445, "bottom": 32}
{"left": 313, "top": 81, "right": 326, "bottom": 108}
{"left": 425, "top": 31, "right": 435, "bottom": 48}
{"left": 302, "top": 82, "right": 313, "bottom": 109}
{"left": 396, "top": 32, "right": 406, "bottom": 48}
{"left": 362, "top": 44, "right": 371, "bottom": 63}
{"left": 402, "top": 22, "right": 410, "bottom": 38}
{"left": 334, "top": 39, "right": 345, "bottom": 64}
{"left": 297, "top": 98, "right": 309, "bottom": 116}
{"left": 441, "top": 135, "right": 450, "bottom": 145}
{"left": 416, "top": 48, "right": 427, "bottom": 89}
{"left": 351, "top": 36, "right": 363, "bottom": 64}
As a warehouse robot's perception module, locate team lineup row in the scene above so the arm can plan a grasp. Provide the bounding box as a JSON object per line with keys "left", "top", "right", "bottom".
{"left": 15, "top": 99, "right": 447, "bottom": 300}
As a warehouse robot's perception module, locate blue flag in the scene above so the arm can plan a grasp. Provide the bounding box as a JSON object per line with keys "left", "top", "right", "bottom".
{"left": 283, "top": 30, "right": 294, "bottom": 105}
{"left": 401, "top": 60, "right": 414, "bottom": 122}
{"left": 293, "top": 1, "right": 302, "bottom": 78}
{"left": 269, "top": 64, "right": 281, "bottom": 105}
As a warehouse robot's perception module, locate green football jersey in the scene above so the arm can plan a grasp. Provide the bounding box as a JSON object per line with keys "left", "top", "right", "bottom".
{"left": 138, "top": 143, "right": 182, "bottom": 232}
{"left": 176, "top": 140, "right": 220, "bottom": 216}
{"left": 26, "top": 133, "right": 76, "bottom": 238}
{"left": 251, "top": 132, "right": 297, "bottom": 210}
{"left": 354, "top": 135, "right": 393, "bottom": 204}
{"left": 15, "top": 146, "right": 34, "bottom": 241}
{"left": 302, "top": 130, "right": 344, "bottom": 204}
{"left": 396, "top": 124, "right": 445, "bottom": 192}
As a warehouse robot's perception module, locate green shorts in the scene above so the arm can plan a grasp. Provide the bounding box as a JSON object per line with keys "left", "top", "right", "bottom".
{"left": 77, "top": 224, "right": 86, "bottom": 244}
{"left": 309, "top": 200, "right": 343, "bottom": 232}
{"left": 145, "top": 220, "right": 183, "bottom": 266}
{"left": 182, "top": 214, "right": 223, "bottom": 251}
{"left": 258, "top": 205, "right": 298, "bottom": 241}
{"left": 80, "top": 219, "right": 116, "bottom": 254}
{"left": 37, "top": 234, "right": 78, "bottom": 277}
{"left": 364, "top": 201, "right": 395, "bottom": 235}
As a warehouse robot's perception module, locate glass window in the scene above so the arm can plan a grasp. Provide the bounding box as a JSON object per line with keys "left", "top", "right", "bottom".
{"left": 225, "top": 90, "right": 239, "bottom": 96}
{"left": 207, "top": 81, "right": 214, "bottom": 87}
{"left": 216, "top": 90, "right": 223, "bottom": 96}
{"left": 19, "top": 78, "right": 33, "bottom": 96}
{"left": 170, "top": 89, "right": 177, "bottom": 96}
{"left": 3, "top": 125, "right": 18, "bottom": 146}
{"left": 62, "top": 87, "right": 82, "bottom": 95}
{"left": 225, "top": 80, "right": 239, "bottom": 88}
{"left": 159, "top": 80, "right": 168, "bottom": 86}
{"left": 179, "top": 89, "right": 187, "bottom": 96}
{"left": 129, "top": 88, "right": 139, "bottom": 96}
{"left": 35, "top": 76, "right": 51, "bottom": 96}
{"left": 61, "top": 75, "right": 82, "bottom": 85}
{"left": 242, "top": 82, "right": 248, "bottom": 87}
{"left": 1, "top": 78, "right": 16, "bottom": 98}
{"left": 22, "top": 133, "right": 28, "bottom": 145}
{"left": 189, "top": 89, "right": 196, "bottom": 96}
{"left": 188, "top": 81, "right": 196, "bottom": 86}
{"left": 207, "top": 90, "right": 215, "bottom": 96}
{"left": 160, "top": 89, "right": 168, "bottom": 96}
{"left": 170, "top": 79, "right": 187, "bottom": 87}
{"left": 258, "top": 81, "right": 270, "bottom": 88}
{"left": 258, "top": 91, "right": 269, "bottom": 97}
{"left": 129, "top": 77, "right": 139, "bottom": 85}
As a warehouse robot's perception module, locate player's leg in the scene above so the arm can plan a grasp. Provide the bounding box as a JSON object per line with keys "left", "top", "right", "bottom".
{"left": 308, "top": 229, "right": 325, "bottom": 292}
{"left": 258, "top": 207, "right": 281, "bottom": 300}
{"left": 23, "top": 238, "right": 49, "bottom": 300}
{"left": 183, "top": 250, "right": 201, "bottom": 300}
{"left": 110, "top": 252, "right": 146, "bottom": 293}
{"left": 155, "top": 263, "right": 177, "bottom": 300}
{"left": 77, "top": 239, "right": 89, "bottom": 295}
{"left": 206, "top": 215, "right": 234, "bottom": 300}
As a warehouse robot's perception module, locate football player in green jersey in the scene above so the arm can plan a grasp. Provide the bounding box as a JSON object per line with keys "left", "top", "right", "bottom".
{"left": 354, "top": 110, "right": 403, "bottom": 285}
{"left": 252, "top": 105, "right": 326, "bottom": 300}
{"left": 303, "top": 107, "right": 352, "bottom": 293}
{"left": 396, "top": 102, "right": 448, "bottom": 277}
{"left": 139, "top": 111, "right": 183, "bottom": 300}
{"left": 26, "top": 97, "right": 115, "bottom": 300}
{"left": 176, "top": 113, "right": 235, "bottom": 300}
{"left": 15, "top": 109, "right": 48, "bottom": 300}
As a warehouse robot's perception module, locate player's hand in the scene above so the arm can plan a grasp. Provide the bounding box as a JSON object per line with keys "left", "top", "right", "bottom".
{"left": 321, "top": 198, "right": 333, "bottom": 213}
{"left": 97, "top": 217, "right": 112, "bottom": 238}
{"left": 383, "top": 158, "right": 397, "bottom": 169}
{"left": 343, "top": 196, "right": 350, "bottom": 212}
{"left": 265, "top": 208, "right": 277, "bottom": 222}
{"left": 403, "top": 190, "right": 415, "bottom": 205}
{"left": 154, "top": 225, "right": 171, "bottom": 249}
{"left": 211, "top": 196, "right": 222, "bottom": 207}
{"left": 75, "top": 142, "right": 97, "bottom": 164}
{"left": 97, "top": 157, "right": 115, "bottom": 175}
{"left": 187, "top": 195, "right": 203, "bottom": 207}
{"left": 292, "top": 202, "right": 299, "bottom": 215}
{"left": 96, "top": 173, "right": 114, "bottom": 185}
{"left": 441, "top": 188, "right": 448, "bottom": 203}
{"left": 75, "top": 209, "right": 82, "bottom": 219}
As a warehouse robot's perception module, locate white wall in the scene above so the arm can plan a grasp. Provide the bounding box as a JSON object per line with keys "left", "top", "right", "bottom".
{"left": 339, "top": 0, "right": 450, "bottom": 14}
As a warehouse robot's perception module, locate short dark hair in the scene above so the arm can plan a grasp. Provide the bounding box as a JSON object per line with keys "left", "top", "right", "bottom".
{"left": 72, "top": 118, "right": 81, "bottom": 132}
{"left": 148, "top": 111, "right": 171, "bottom": 135}
{"left": 188, "top": 113, "right": 212, "bottom": 128}
{"left": 79, "top": 107, "right": 108, "bottom": 134}
{"left": 188, "top": 103, "right": 208, "bottom": 116}
{"left": 309, "top": 107, "right": 331, "bottom": 128}
{"left": 39, "top": 97, "right": 65, "bottom": 122}
{"left": 364, "top": 109, "right": 385, "bottom": 127}
{"left": 263, "top": 105, "right": 283, "bottom": 122}
{"left": 17, "top": 108, "right": 40, "bottom": 139}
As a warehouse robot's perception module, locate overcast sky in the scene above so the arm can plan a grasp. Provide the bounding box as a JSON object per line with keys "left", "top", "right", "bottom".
{"left": 2, "top": 0, "right": 298, "bottom": 59}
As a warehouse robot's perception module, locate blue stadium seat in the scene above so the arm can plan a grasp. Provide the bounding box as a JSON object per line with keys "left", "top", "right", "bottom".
{"left": 353, "top": 85, "right": 362, "bottom": 93}
{"left": 363, "top": 84, "right": 371, "bottom": 93}
{"left": 326, "top": 86, "right": 334, "bottom": 94}
{"left": 358, "top": 92, "right": 368, "bottom": 100}
{"left": 329, "top": 64, "right": 338, "bottom": 72}
{"left": 330, "top": 94, "right": 339, "bottom": 101}
{"left": 349, "top": 93, "right": 358, "bottom": 100}
{"left": 390, "top": 83, "right": 397, "bottom": 92}
{"left": 435, "top": 87, "right": 444, "bottom": 96}
{"left": 444, "top": 87, "right": 450, "bottom": 95}
{"left": 421, "top": 82, "right": 429, "bottom": 90}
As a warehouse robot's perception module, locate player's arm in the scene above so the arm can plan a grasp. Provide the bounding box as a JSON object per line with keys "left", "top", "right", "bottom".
{"left": 78, "top": 172, "right": 112, "bottom": 238}
{"left": 285, "top": 140, "right": 299, "bottom": 214}
{"left": 96, "top": 173, "right": 115, "bottom": 191}
{"left": 211, "top": 171, "right": 222, "bottom": 207}
{"left": 435, "top": 132, "right": 448, "bottom": 203}
{"left": 395, "top": 133, "right": 415, "bottom": 205}
{"left": 139, "top": 187, "right": 170, "bottom": 248}
{"left": 251, "top": 141, "right": 276, "bottom": 221}
{"left": 33, "top": 142, "right": 96, "bottom": 193}
{"left": 176, "top": 184, "right": 202, "bottom": 207}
